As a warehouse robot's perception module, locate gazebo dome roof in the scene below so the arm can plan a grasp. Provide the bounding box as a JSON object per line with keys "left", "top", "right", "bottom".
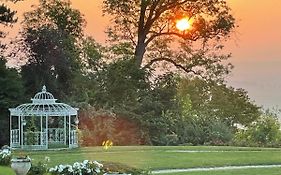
{"left": 9, "top": 86, "right": 78, "bottom": 116}
{"left": 32, "top": 85, "right": 57, "bottom": 104}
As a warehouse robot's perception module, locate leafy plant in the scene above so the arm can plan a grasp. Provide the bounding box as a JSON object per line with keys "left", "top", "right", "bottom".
{"left": 233, "top": 114, "right": 281, "bottom": 147}
{"left": 25, "top": 116, "right": 38, "bottom": 145}
{"left": 27, "top": 161, "right": 48, "bottom": 175}
{"left": 0, "top": 147, "right": 12, "bottom": 166}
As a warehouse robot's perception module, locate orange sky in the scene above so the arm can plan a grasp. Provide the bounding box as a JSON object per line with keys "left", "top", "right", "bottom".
{"left": 3, "top": 0, "right": 281, "bottom": 109}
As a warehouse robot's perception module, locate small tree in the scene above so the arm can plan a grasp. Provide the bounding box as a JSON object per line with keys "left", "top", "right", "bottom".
{"left": 25, "top": 116, "right": 38, "bottom": 145}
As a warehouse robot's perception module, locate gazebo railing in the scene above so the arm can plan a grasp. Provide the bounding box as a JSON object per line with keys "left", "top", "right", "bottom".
{"left": 47, "top": 128, "right": 65, "bottom": 143}
{"left": 69, "top": 130, "right": 78, "bottom": 148}
{"left": 22, "top": 131, "right": 47, "bottom": 150}
{"left": 23, "top": 131, "right": 47, "bottom": 145}
{"left": 11, "top": 129, "right": 20, "bottom": 148}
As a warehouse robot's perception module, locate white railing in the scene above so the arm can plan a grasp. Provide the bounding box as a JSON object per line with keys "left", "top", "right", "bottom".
{"left": 47, "top": 128, "right": 65, "bottom": 143}
{"left": 23, "top": 131, "right": 47, "bottom": 146}
{"left": 70, "top": 130, "right": 78, "bottom": 148}
{"left": 11, "top": 129, "right": 20, "bottom": 147}
{"left": 12, "top": 128, "right": 78, "bottom": 149}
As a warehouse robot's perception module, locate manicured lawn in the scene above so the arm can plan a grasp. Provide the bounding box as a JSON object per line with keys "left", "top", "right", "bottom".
{"left": 18, "top": 146, "right": 281, "bottom": 170}
{"left": 2, "top": 146, "right": 281, "bottom": 174}
{"left": 156, "top": 167, "right": 281, "bottom": 175}
{"left": 0, "top": 166, "right": 15, "bottom": 175}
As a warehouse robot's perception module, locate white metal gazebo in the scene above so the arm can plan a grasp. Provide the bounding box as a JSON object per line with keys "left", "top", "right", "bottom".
{"left": 9, "top": 85, "right": 79, "bottom": 150}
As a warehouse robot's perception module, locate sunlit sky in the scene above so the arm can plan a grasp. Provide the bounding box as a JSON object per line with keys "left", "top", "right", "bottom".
{"left": 3, "top": 0, "right": 281, "bottom": 110}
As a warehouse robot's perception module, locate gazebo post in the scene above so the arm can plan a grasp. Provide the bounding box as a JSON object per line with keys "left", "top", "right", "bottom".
{"left": 40, "top": 115, "right": 42, "bottom": 148}
{"left": 46, "top": 115, "right": 48, "bottom": 149}
{"left": 9, "top": 114, "right": 12, "bottom": 148}
{"left": 68, "top": 115, "right": 71, "bottom": 148}
{"left": 17, "top": 115, "right": 20, "bottom": 148}
{"left": 20, "top": 115, "right": 23, "bottom": 149}
{"left": 64, "top": 115, "right": 66, "bottom": 145}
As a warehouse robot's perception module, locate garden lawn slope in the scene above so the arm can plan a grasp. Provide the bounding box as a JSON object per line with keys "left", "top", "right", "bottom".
{"left": 12, "top": 146, "right": 281, "bottom": 170}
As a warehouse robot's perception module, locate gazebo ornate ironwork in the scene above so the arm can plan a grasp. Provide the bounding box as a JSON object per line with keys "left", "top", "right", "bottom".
{"left": 9, "top": 85, "right": 79, "bottom": 150}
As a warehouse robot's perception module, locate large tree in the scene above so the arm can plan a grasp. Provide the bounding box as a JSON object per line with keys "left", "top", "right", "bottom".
{"left": 103, "top": 0, "right": 235, "bottom": 79}
{"left": 17, "top": 0, "right": 85, "bottom": 99}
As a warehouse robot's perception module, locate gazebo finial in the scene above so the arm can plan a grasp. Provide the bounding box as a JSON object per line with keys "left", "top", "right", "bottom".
{"left": 42, "top": 85, "right": 47, "bottom": 92}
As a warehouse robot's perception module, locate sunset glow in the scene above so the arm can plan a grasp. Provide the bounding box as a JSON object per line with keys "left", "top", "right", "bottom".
{"left": 176, "top": 18, "right": 191, "bottom": 31}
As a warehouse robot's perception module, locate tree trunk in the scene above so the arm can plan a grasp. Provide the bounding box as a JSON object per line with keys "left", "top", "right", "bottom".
{"left": 135, "top": 0, "right": 147, "bottom": 67}
{"left": 135, "top": 38, "right": 146, "bottom": 67}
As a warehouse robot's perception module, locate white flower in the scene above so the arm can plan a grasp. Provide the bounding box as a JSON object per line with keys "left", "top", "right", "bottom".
{"left": 49, "top": 167, "right": 55, "bottom": 172}
{"left": 87, "top": 168, "right": 92, "bottom": 173}
{"left": 73, "top": 162, "right": 80, "bottom": 168}
{"left": 93, "top": 160, "right": 103, "bottom": 168}
{"left": 83, "top": 159, "right": 89, "bottom": 165}
{"left": 95, "top": 167, "right": 101, "bottom": 173}
{"left": 44, "top": 156, "right": 50, "bottom": 162}
{"left": 58, "top": 164, "right": 65, "bottom": 172}
{"left": 67, "top": 165, "right": 73, "bottom": 172}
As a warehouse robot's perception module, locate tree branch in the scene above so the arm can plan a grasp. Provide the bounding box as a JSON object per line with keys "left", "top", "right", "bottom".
{"left": 145, "top": 31, "right": 199, "bottom": 45}
{"left": 143, "top": 57, "right": 201, "bottom": 76}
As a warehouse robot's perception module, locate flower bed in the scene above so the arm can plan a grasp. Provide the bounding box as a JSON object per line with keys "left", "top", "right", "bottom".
{"left": 48, "top": 160, "right": 140, "bottom": 175}
{"left": 49, "top": 160, "right": 105, "bottom": 175}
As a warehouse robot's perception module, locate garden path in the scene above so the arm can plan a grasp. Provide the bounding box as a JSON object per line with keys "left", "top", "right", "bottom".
{"left": 151, "top": 164, "right": 281, "bottom": 174}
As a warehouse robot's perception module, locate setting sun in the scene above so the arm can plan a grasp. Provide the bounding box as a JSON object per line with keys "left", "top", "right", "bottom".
{"left": 176, "top": 18, "right": 191, "bottom": 31}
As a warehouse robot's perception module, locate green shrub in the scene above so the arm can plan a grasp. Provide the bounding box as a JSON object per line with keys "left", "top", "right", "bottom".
{"left": 233, "top": 115, "right": 281, "bottom": 147}
{"left": 206, "top": 120, "right": 233, "bottom": 145}
{"left": 27, "top": 161, "right": 48, "bottom": 175}
{"left": 0, "top": 147, "right": 12, "bottom": 166}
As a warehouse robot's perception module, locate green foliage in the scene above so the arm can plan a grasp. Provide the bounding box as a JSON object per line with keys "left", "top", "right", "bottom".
{"left": 233, "top": 114, "right": 281, "bottom": 147}
{"left": 94, "top": 58, "right": 149, "bottom": 108}
{"left": 177, "top": 78, "right": 260, "bottom": 127}
{"left": 206, "top": 120, "right": 233, "bottom": 145}
{"left": 0, "top": 0, "right": 19, "bottom": 48}
{"left": 0, "top": 57, "right": 24, "bottom": 146}
{"left": 137, "top": 74, "right": 180, "bottom": 145}
{"left": 0, "top": 149, "right": 11, "bottom": 166}
{"left": 27, "top": 161, "right": 48, "bottom": 175}
{"left": 172, "top": 77, "right": 260, "bottom": 146}
{"left": 23, "top": 0, "right": 85, "bottom": 37}
{"left": 25, "top": 116, "right": 38, "bottom": 145}
{"left": 18, "top": 0, "right": 85, "bottom": 100}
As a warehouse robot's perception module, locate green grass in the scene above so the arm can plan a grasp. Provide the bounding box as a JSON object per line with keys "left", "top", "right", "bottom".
{"left": 2, "top": 146, "right": 281, "bottom": 174}
{"left": 157, "top": 167, "right": 281, "bottom": 175}
{"left": 0, "top": 166, "right": 15, "bottom": 175}
{"left": 17, "top": 146, "right": 281, "bottom": 170}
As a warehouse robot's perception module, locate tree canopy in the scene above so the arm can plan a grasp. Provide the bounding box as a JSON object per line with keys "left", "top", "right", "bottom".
{"left": 103, "top": 0, "right": 235, "bottom": 79}
{"left": 0, "top": 57, "right": 23, "bottom": 146}
{"left": 0, "top": 0, "right": 21, "bottom": 49}
{"left": 18, "top": 0, "right": 85, "bottom": 99}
